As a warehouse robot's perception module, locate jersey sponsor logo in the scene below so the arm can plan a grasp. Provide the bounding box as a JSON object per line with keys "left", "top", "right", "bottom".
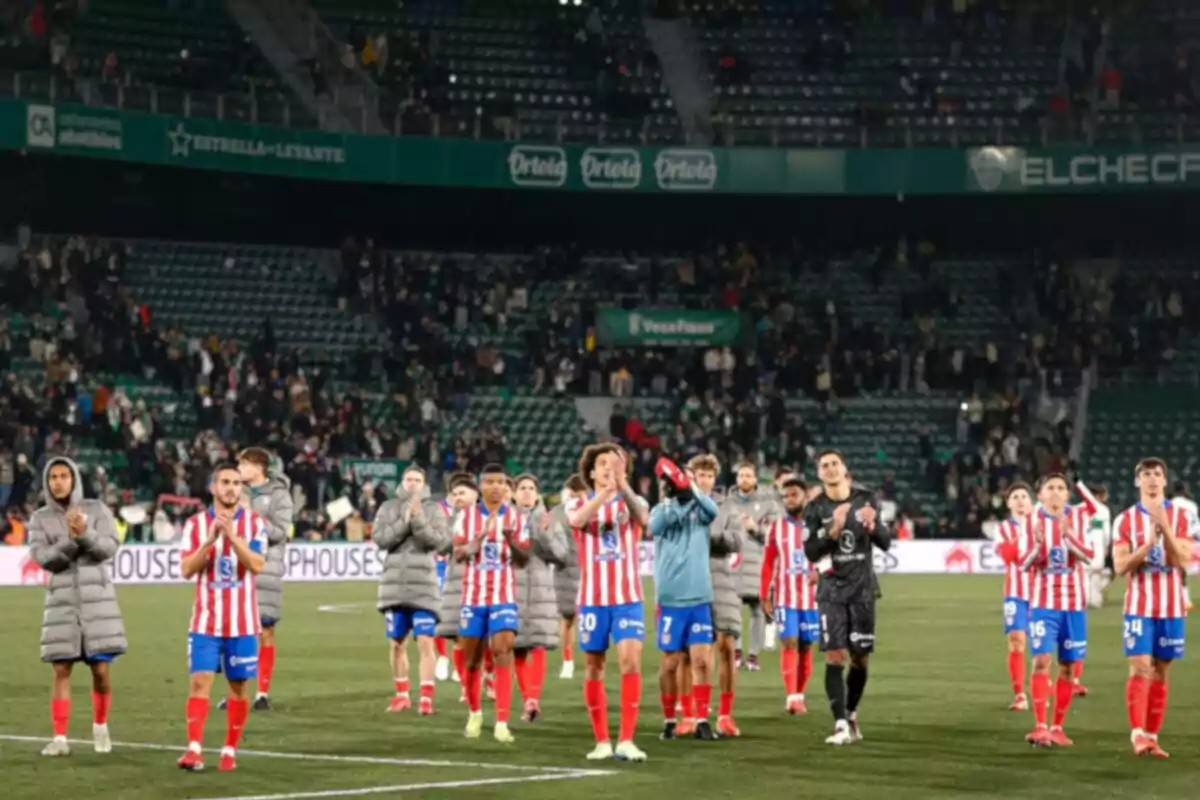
{"left": 838, "top": 531, "right": 857, "bottom": 553}
{"left": 1159, "top": 636, "right": 1185, "bottom": 647}
{"left": 595, "top": 529, "right": 624, "bottom": 563}
{"left": 1046, "top": 545, "right": 1068, "bottom": 574}
{"left": 1146, "top": 544, "right": 1168, "bottom": 572}
{"left": 1062, "top": 639, "right": 1086, "bottom": 650}
{"left": 229, "top": 655, "right": 258, "bottom": 668}
{"left": 848, "top": 631, "right": 875, "bottom": 644}
{"left": 788, "top": 549, "right": 806, "bottom": 574}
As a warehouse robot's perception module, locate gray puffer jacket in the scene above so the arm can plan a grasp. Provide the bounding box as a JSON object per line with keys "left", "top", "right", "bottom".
{"left": 709, "top": 503, "right": 744, "bottom": 637}
{"left": 515, "top": 504, "right": 568, "bottom": 650}
{"left": 374, "top": 487, "right": 452, "bottom": 618}
{"left": 28, "top": 457, "right": 127, "bottom": 662}
{"left": 245, "top": 470, "right": 294, "bottom": 623}
{"left": 436, "top": 505, "right": 464, "bottom": 638}
{"left": 550, "top": 504, "right": 580, "bottom": 617}
{"left": 720, "top": 489, "right": 781, "bottom": 600}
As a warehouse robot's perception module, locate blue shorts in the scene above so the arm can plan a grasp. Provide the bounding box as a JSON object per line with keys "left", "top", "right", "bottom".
{"left": 777, "top": 607, "right": 820, "bottom": 643}
{"left": 188, "top": 633, "right": 259, "bottom": 680}
{"left": 51, "top": 652, "right": 119, "bottom": 665}
{"left": 261, "top": 617, "right": 278, "bottom": 628}
{"left": 578, "top": 602, "right": 646, "bottom": 653}
{"left": 385, "top": 608, "right": 437, "bottom": 641}
{"left": 657, "top": 604, "right": 714, "bottom": 653}
{"left": 1003, "top": 597, "right": 1030, "bottom": 635}
{"left": 1029, "top": 608, "right": 1087, "bottom": 662}
{"left": 436, "top": 560, "right": 448, "bottom": 593}
{"left": 1123, "top": 615, "right": 1186, "bottom": 661}
{"left": 459, "top": 603, "right": 519, "bottom": 640}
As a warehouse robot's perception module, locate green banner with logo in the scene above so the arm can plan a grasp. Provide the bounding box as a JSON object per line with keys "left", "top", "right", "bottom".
{"left": 342, "top": 459, "right": 410, "bottom": 493}
{"left": 597, "top": 309, "right": 741, "bottom": 346}
{"left": 6, "top": 99, "right": 1200, "bottom": 195}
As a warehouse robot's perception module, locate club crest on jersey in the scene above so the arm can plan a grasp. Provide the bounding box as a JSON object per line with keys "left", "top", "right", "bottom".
{"left": 789, "top": 549, "right": 807, "bottom": 574}
{"left": 1047, "top": 545, "right": 1068, "bottom": 573}
{"left": 483, "top": 542, "right": 501, "bottom": 566}
{"left": 1146, "top": 544, "right": 1166, "bottom": 570}
{"left": 217, "top": 556, "right": 236, "bottom": 581}
{"left": 601, "top": 530, "right": 618, "bottom": 550}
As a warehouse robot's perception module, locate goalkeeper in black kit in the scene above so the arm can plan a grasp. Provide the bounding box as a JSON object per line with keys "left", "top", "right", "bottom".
{"left": 803, "top": 449, "right": 891, "bottom": 746}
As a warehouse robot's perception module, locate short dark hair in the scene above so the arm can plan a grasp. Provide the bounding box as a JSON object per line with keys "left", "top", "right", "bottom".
{"left": 403, "top": 463, "right": 426, "bottom": 477}
{"left": 1172, "top": 481, "right": 1190, "bottom": 499}
{"left": 1005, "top": 482, "right": 1033, "bottom": 501}
{"left": 563, "top": 473, "right": 588, "bottom": 493}
{"left": 735, "top": 460, "right": 758, "bottom": 475}
{"left": 447, "top": 471, "right": 476, "bottom": 492}
{"left": 780, "top": 476, "right": 808, "bottom": 493}
{"left": 1087, "top": 483, "right": 1109, "bottom": 502}
{"left": 1136, "top": 457, "right": 1168, "bottom": 477}
{"left": 815, "top": 448, "right": 846, "bottom": 466}
{"left": 578, "top": 443, "right": 623, "bottom": 490}
{"left": 515, "top": 473, "right": 540, "bottom": 490}
{"left": 211, "top": 461, "right": 241, "bottom": 480}
{"left": 480, "top": 463, "right": 506, "bottom": 478}
{"left": 237, "top": 447, "right": 271, "bottom": 474}
{"left": 1037, "top": 472, "right": 1069, "bottom": 491}
{"left": 773, "top": 465, "right": 793, "bottom": 479}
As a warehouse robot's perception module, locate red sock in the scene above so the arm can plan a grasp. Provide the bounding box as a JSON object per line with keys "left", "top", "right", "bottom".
{"left": 394, "top": 678, "right": 410, "bottom": 696}
{"left": 1052, "top": 677, "right": 1074, "bottom": 727}
{"left": 584, "top": 678, "right": 610, "bottom": 743}
{"left": 92, "top": 691, "right": 111, "bottom": 725}
{"left": 51, "top": 698, "right": 70, "bottom": 737}
{"left": 780, "top": 648, "right": 798, "bottom": 695}
{"left": 514, "top": 653, "right": 529, "bottom": 701}
{"left": 693, "top": 683, "right": 713, "bottom": 720}
{"left": 1030, "top": 673, "right": 1050, "bottom": 727}
{"left": 530, "top": 648, "right": 547, "bottom": 701}
{"left": 680, "top": 690, "right": 695, "bottom": 719}
{"left": 1007, "top": 651, "right": 1025, "bottom": 696}
{"left": 483, "top": 649, "right": 494, "bottom": 674}
{"left": 420, "top": 681, "right": 435, "bottom": 703}
{"left": 619, "top": 673, "right": 641, "bottom": 742}
{"left": 494, "top": 664, "right": 513, "bottom": 723}
{"left": 465, "top": 668, "right": 482, "bottom": 713}
{"left": 258, "top": 644, "right": 276, "bottom": 696}
{"left": 436, "top": 638, "right": 448, "bottom": 658}
{"left": 1146, "top": 680, "right": 1168, "bottom": 735}
{"left": 718, "top": 691, "right": 733, "bottom": 717}
{"left": 661, "top": 692, "right": 678, "bottom": 720}
{"left": 1125, "top": 675, "right": 1150, "bottom": 731}
{"left": 797, "top": 648, "right": 813, "bottom": 693}
{"left": 452, "top": 647, "right": 467, "bottom": 684}
{"left": 563, "top": 647, "right": 574, "bottom": 663}
{"left": 224, "top": 697, "right": 249, "bottom": 750}
{"left": 186, "top": 697, "right": 209, "bottom": 745}
{"left": 1072, "top": 661, "right": 1083, "bottom": 681}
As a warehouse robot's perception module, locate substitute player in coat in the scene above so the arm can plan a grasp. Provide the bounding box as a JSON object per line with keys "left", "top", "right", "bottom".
{"left": 29, "top": 456, "right": 127, "bottom": 757}
{"left": 721, "top": 462, "right": 779, "bottom": 671}
{"left": 177, "top": 463, "right": 268, "bottom": 772}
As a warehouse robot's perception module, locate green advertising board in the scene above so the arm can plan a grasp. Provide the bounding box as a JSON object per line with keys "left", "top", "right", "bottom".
{"left": 597, "top": 309, "right": 741, "bottom": 346}
{"left": 343, "top": 459, "right": 410, "bottom": 493}
{"left": 6, "top": 98, "right": 1200, "bottom": 195}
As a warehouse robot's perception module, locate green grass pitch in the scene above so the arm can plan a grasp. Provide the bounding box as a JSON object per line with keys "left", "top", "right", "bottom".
{"left": 0, "top": 576, "right": 1196, "bottom": 799}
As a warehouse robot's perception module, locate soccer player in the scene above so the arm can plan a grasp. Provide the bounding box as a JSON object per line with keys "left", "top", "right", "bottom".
{"left": 761, "top": 476, "right": 818, "bottom": 716}
{"left": 28, "top": 457, "right": 127, "bottom": 757}
{"left": 567, "top": 443, "right": 651, "bottom": 762}
{"left": 455, "top": 464, "right": 530, "bottom": 743}
{"left": 177, "top": 463, "right": 268, "bottom": 772}
{"left": 687, "top": 455, "right": 743, "bottom": 736}
{"left": 720, "top": 461, "right": 780, "bottom": 671}
{"left": 1169, "top": 482, "right": 1197, "bottom": 613}
{"left": 1080, "top": 483, "right": 1112, "bottom": 612}
{"left": 374, "top": 464, "right": 452, "bottom": 714}
{"left": 651, "top": 457, "right": 719, "bottom": 741}
{"left": 234, "top": 448, "right": 293, "bottom": 712}
{"left": 436, "top": 474, "right": 480, "bottom": 695}
{"left": 554, "top": 474, "right": 588, "bottom": 679}
{"left": 1114, "top": 458, "right": 1195, "bottom": 758}
{"left": 803, "top": 449, "right": 891, "bottom": 746}
{"left": 995, "top": 482, "right": 1035, "bottom": 711}
{"left": 1020, "top": 473, "right": 1094, "bottom": 748}
{"left": 512, "top": 473, "right": 568, "bottom": 722}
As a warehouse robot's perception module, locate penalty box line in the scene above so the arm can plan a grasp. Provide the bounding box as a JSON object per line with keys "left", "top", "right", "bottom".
{"left": 0, "top": 734, "right": 614, "bottom": 799}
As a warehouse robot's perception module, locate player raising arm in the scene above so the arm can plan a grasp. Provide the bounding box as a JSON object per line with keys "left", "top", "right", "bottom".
{"left": 1113, "top": 458, "right": 1195, "bottom": 758}
{"left": 803, "top": 450, "right": 891, "bottom": 746}
{"left": 178, "top": 463, "right": 267, "bottom": 773}
{"left": 1020, "top": 474, "right": 1093, "bottom": 748}
{"left": 454, "top": 464, "right": 530, "bottom": 744}
{"left": 29, "top": 457, "right": 127, "bottom": 757}
{"left": 567, "top": 443, "right": 651, "bottom": 762}
{"left": 994, "top": 483, "right": 1035, "bottom": 711}
{"left": 762, "top": 476, "right": 819, "bottom": 717}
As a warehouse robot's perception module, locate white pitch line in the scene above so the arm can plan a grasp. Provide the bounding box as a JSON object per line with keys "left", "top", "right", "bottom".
{"left": 0, "top": 734, "right": 614, "bottom": 776}
{"left": 193, "top": 772, "right": 608, "bottom": 800}
{"left": 315, "top": 603, "right": 366, "bottom": 614}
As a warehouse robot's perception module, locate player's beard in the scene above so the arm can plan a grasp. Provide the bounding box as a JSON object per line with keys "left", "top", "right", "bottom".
{"left": 784, "top": 503, "right": 804, "bottom": 518}
{"left": 215, "top": 495, "right": 240, "bottom": 513}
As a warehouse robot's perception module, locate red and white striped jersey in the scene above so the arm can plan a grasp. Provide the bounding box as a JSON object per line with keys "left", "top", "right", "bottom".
{"left": 1022, "top": 507, "right": 1095, "bottom": 611}
{"left": 182, "top": 509, "right": 269, "bottom": 638}
{"left": 455, "top": 503, "right": 528, "bottom": 607}
{"left": 997, "top": 515, "right": 1034, "bottom": 601}
{"left": 1113, "top": 502, "right": 1192, "bottom": 619}
{"left": 761, "top": 516, "right": 817, "bottom": 610}
{"left": 572, "top": 493, "right": 647, "bottom": 607}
